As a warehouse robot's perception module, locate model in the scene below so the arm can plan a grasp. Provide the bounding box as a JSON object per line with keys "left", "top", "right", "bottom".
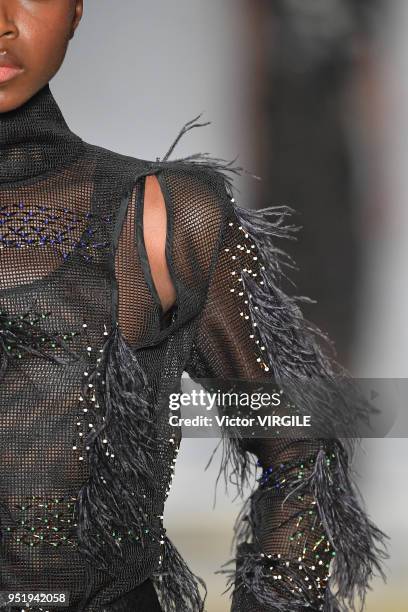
{"left": 0, "top": 2, "right": 387, "bottom": 611}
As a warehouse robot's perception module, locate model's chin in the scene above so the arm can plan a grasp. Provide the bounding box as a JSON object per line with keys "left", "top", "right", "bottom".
{"left": 0, "top": 74, "right": 44, "bottom": 114}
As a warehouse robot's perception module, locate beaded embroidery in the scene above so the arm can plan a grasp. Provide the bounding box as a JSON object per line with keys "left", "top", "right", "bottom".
{"left": 225, "top": 204, "right": 270, "bottom": 374}
{"left": 0, "top": 81, "right": 387, "bottom": 612}
{"left": 219, "top": 199, "right": 337, "bottom": 609}
{"left": 0, "top": 202, "right": 112, "bottom": 262}
{"left": 156, "top": 431, "right": 180, "bottom": 570}
{"left": 0, "top": 307, "right": 82, "bottom": 363}
{"left": 6, "top": 497, "right": 155, "bottom": 550}
{"left": 251, "top": 550, "right": 330, "bottom": 605}
{"left": 70, "top": 320, "right": 172, "bottom": 553}
{"left": 4, "top": 494, "right": 79, "bottom": 548}
{"left": 70, "top": 320, "right": 108, "bottom": 465}
{"left": 255, "top": 454, "right": 336, "bottom": 602}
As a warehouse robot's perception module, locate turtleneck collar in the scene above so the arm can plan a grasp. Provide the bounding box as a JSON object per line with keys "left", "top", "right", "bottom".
{"left": 0, "top": 82, "right": 85, "bottom": 186}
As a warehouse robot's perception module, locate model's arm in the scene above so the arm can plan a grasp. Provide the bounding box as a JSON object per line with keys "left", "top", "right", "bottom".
{"left": 181, "top": 174, "right": 388, "bottom": 611}
{"left": 142, "top": 160, "right": 387, "bottom": 611}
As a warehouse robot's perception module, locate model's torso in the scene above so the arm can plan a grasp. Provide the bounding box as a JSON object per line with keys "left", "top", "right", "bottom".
{"left": 0, "top": 144, "right": 183, "bottom": 611}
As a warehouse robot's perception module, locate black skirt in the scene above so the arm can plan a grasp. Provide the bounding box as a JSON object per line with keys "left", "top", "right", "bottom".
{"left": 105, "top": 579, "right": 163, "bottom": 611}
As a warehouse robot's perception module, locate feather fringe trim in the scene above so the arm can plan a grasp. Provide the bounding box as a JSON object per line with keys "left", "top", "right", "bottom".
{"left": 149, "top": 112, "right": 260, "bottom": 196}
{"left": 151, "top": 535, "right": 207, "bottom": 612}
{"left": 218, "top": 542, "right": 331, "bottom": 612}
{"left": 75, "top": 323, "right": 161, "bottom": 573}
{"left": 144, "top": 114, "right": 388, "bottom": 610}
{"left": 232, "top": 202, "right": 381, "bottom": 444}
{"left": 204, "top": 426, "right": 258, "bottom": 505}
{"left": 221, "top": 201, "right": 389, "bottom": 610}
{"left": 202, "top": 201, "right": 380, "bottom": 504}
{"left": 74, "top": 322, "right": 210, "bottom": 611}
{"left": 307, "top": 442, "right": 388, "bottom": 610}
{"left": 222, "top": 443, "right": 388, "bottom": 611}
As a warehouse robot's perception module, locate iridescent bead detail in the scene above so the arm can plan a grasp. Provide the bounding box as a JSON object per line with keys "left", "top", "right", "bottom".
{"left": 256, "top": 551, "right": 330, "bottom": 608}
{"left": 256, "top": 453, "right": 336, "bottom": 601}
{"left": 0, "top": 201, "right": 113, "bottom": 262}
{"left": 226, "top": 199, "right": 270, "bottom": 373}
{"left": 0, "top": 307, "right": 81, "bottom": 361}
{"left": 5, "top": 494, "right": 79, "bottom": 547}
{"left": 164, "top": 433, "right": 179, "bottom": 500}
{"left": 70, "top": 320, "right": 165, "bottom": 550}
{"left": 71, "top": 320, "right": 109, "bottom": 464}
{"left": 256, "top": 456, "right": 321, "bottom": 489}
{"left": 157, "top": 432, "right": 180, "bottom": 571}
{"left": 91, "top": 525, "right": 148, "bottom": 546}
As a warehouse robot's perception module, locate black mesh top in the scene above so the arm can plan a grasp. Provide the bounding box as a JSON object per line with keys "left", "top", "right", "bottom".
{"left": 0, "top": 83, "right": 387, "bottom": 612}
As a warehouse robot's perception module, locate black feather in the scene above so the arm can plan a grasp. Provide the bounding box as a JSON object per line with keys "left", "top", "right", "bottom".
{"left": 151, "top": 535, "right": 207, "bottom": 612}
{"left": 75, "top": 323, "right": 161, "bottom": 573}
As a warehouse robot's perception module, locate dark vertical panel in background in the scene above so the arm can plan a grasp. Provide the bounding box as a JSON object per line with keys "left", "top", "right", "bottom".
{"left": 244, "top": 0, "right": 379, "bottom": 364}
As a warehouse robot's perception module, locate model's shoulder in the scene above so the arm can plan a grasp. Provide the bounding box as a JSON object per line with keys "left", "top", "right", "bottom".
{"left": 81, "top": 110, "right": 242, "bottom": 212}
{"left": 82, "top": 140, "right": 154, "bottom": 175}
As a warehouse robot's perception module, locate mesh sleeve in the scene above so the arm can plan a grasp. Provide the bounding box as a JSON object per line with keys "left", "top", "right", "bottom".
{"left": 183, "top": 177, "right": 388, "bottom": 612}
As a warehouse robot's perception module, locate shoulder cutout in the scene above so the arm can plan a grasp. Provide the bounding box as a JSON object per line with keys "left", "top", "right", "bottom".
{"left": 143, "top": 174, "right": 177, "bottom": 313}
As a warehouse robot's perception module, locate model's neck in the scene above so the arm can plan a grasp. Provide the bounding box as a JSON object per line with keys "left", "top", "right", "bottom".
{"left": 0, "top": 82, "right": 84, "bottom": 186}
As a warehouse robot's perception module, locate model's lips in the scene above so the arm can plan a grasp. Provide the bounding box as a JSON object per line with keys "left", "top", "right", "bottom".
{"left": 0, "top": 65, "right": 24, "bottom": 84}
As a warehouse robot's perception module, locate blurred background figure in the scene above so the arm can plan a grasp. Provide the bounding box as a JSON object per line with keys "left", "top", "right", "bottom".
{"left": 245, "top": 0, "right": 382, "bottom": 365}
{"left": 54, "top": 1, "right": 405, "bottom": 609}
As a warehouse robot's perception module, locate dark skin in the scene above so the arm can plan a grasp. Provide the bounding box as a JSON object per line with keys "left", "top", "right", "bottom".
{"left": 0, "top": 0, "right": 83, "bottom": 112}
{"left": 0, "top": 0, "right": 176, "bottom": 313}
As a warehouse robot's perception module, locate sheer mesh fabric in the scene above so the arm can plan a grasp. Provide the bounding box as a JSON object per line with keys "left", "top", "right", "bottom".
{"left": 0, "top": 84, "right": 174, "bottom": 611}
{"left": 0, "top": 83, "right": 386, "bottom": 612}
{"left": 184, "top": 212, "right": 334, "bottom": 611}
